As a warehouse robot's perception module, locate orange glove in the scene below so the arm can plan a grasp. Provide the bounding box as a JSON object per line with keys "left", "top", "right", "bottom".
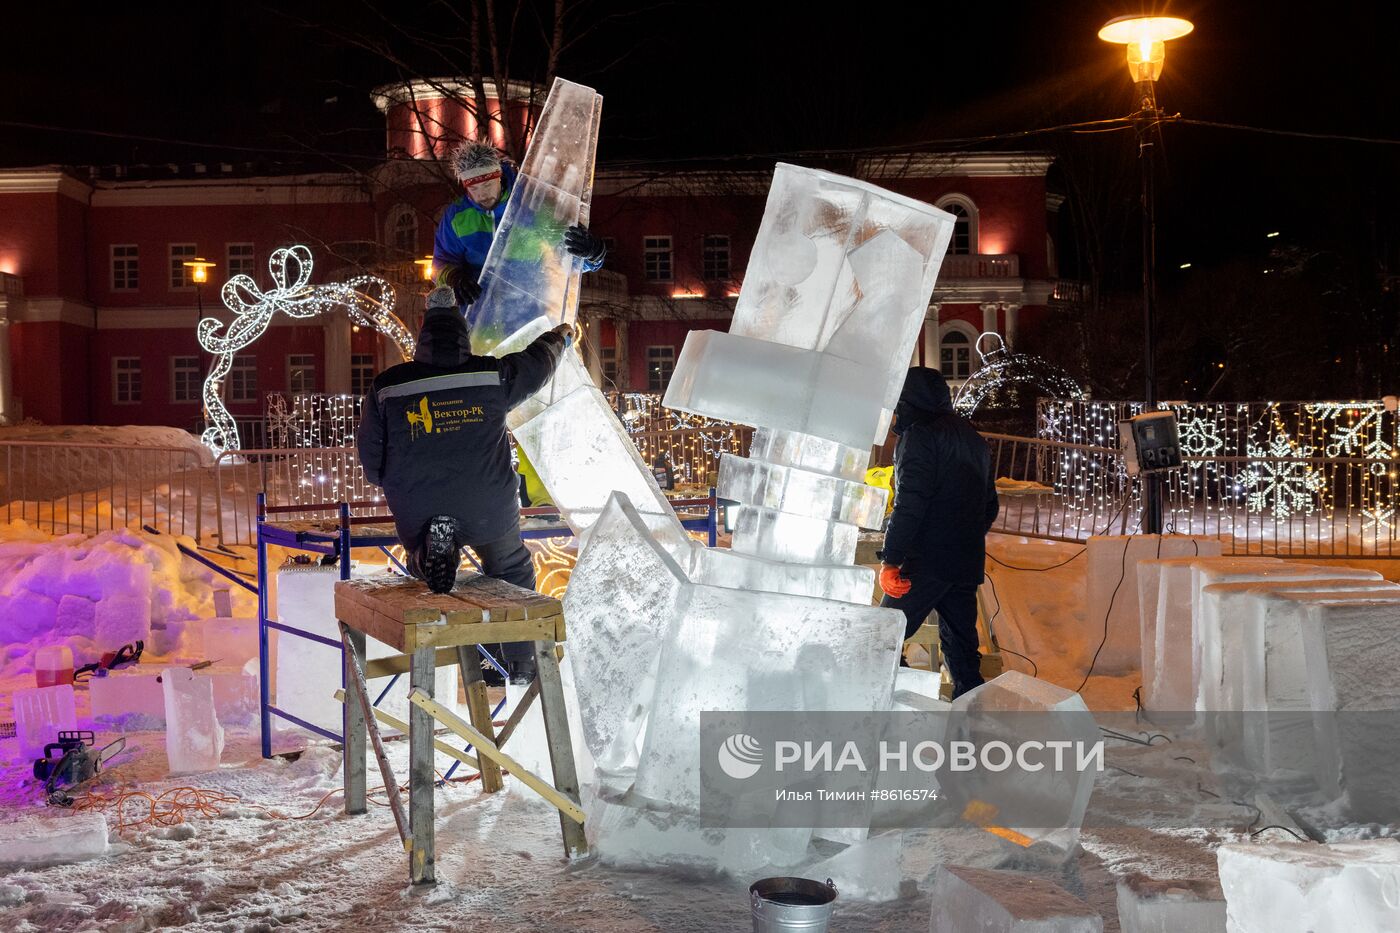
{"left": 880, "top": 564, "right": 911, "bottom": 598}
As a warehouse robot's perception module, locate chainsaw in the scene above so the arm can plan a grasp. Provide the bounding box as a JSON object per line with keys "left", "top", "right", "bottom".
{"left": 32, "top": 730, "right": 127, "bottom": 806}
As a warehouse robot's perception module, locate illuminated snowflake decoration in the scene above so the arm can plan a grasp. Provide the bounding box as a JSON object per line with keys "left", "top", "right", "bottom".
{"left": 953, "top": 333, "right": 1085, "bottom": 415}
{"left": 1175, "top": 415, "right": 1226, "bottom": 457}
{"left": 1306, "top": 402, "right": 1395, "bottom": 474}
{"left": 1239, "top": 432, "right": 1326, "bottom": 519}
{"left": 197, "top": 245, "right": 415, "bottom": 456}
{"left": 1364, "top": 506, "right": 1395, "bottom": 531}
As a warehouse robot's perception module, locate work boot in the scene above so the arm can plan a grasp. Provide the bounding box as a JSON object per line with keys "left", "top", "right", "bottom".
{"left": 422, "top": 515, "right": 462, "bottom": 594}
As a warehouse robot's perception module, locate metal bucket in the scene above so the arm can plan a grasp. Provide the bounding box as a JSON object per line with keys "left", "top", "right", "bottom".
{"left": 750, "top": 876, "right": 838, "bottom": 933}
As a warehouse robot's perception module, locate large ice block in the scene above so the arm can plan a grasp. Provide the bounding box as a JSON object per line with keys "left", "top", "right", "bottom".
{"left": 663, "top": 329, "right": 887, "bottom": 450}
{"left": 13, "top": 684, "right": 77, "bottom": 761}
{"left": 471, "top": 78, "right": 601, "bottom": 357}
{"left": 1216, "top": 841, "right": 1400, "bottom": 933}
{"left": 1301, "top": 599, "right": 1400, "bottom": 816}
{"left": 1087, "top": 535, "right": 1219, "bottom": 676}
{"left": 718, "top": 453, "right": 886, "bottom": 529}
{"left": 749, "top": 427, "right": 871, "bottom": 482}
{"left": 512, "top": 383, "right": 688, "bottom": 553}
{"left": 941, "top": 672, "right": 1100, "bottom": 852}
{"left": 729, "top": 505, "right": 858, "bottom": 566}
{"left": 91, "top": 664, "right": 260, "bottom": 728}
{"left": 504, "top": 345, "right": 593, "bottom": 431}
{"left": 688, "top": 545, "right": 874, "bottom": 605}
{"left": 634, "top": 584, "right": 902, "bottom": 811}
{"left": 727, "top": 163, "right": 955, "bottom": 444}
{"left": 802, "top": 832, "right": 903, "bottom": 902}
{"left": 0, "top": 811, "right": 109, "bottom": 867}
{"left": 162, "top": 666, "right": 225, "bottom": 774}
{"left": 1115, "top": 873, "right": 1226, "bottom": 933}
{"left": 929, "top": 866, "right": 1103, "bottom": 932}
{"left": 562, "top": 493, "right": 690, "bottom": 773}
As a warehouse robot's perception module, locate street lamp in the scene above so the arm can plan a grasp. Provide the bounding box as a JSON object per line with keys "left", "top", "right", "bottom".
{"left": 413, "top": 256, "right": 435, "bottom": 282}
{"left": 1099, "top": 13, "right": 1193, "bottom": 535}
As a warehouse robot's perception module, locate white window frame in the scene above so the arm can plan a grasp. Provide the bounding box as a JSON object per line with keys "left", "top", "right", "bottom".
{"left": 228, "top": 356, "right": 258, "bottom": 404}
{"left": 112, "top": 357, "right": 142, "bottom": 405}
{"left": 643, "top": 235, "right": 673, "bottom": 283}
{"left": 227, "top": 242, "right": 255, "bottom": 281}
{"left": 287, "top": 354, "right": 317, "bottom": 394}
{"left": 110, "top": 244, "right": 139, "bottom": 291}
{"left": 938, "top": 323, "right": 979, "bottom": 382}
{"left": 934, "top": 194, "right": 979, "bottom": 256}
{"left": 701, "top": 234, "right": 730, "bottom": 282}
{"left": 169, "top": 243, "right": 198, "bottom": 289}
{"left": 646, "top": 345, "right": 675, "bottom": 392}
{"left": 599, "top": 345, "right": 618, "bottom": 385}
{"left": 171, "top": 355, "right": 202, "bottom": 404}
{"left": 351, "top": 353, "right": 376, "bottom": 398}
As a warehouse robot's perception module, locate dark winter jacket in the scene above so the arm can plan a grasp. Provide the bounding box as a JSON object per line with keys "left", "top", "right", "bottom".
{"left": 355, "top": 307, "right": 565, "bottom": 547}
{"left": 878, "top": 367, "right": 1000, "bottom": 585}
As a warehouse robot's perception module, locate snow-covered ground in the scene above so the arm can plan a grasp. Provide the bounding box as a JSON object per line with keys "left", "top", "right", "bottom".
{"left": 1, "top": 524, "right": 1395, "bottom": 931}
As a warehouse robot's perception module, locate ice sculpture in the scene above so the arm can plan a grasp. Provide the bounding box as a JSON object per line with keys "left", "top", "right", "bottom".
{"left": 470, "top": 77, "right": 602, "bottom": 357}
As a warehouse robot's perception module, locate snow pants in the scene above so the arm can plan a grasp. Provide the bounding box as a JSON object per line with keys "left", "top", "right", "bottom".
{"left": 882, "top": 575, "right": 984, "bottom": 699}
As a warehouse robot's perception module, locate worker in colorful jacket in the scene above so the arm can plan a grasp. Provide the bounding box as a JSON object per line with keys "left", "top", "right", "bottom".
{"left": 433, "top": 140, "right": 606, "bottom": 314}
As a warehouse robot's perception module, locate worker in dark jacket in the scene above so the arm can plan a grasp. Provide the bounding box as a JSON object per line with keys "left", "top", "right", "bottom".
{"left": 356, "top": 286, "right": 572, "bottom": 681}
{"left": 877, "top": 367, "right": 1000, "bottom": 699}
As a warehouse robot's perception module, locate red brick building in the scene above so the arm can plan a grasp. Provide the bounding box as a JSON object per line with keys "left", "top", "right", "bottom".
{"left": 0, "top": 79, "right": 1060, "bottom": 429}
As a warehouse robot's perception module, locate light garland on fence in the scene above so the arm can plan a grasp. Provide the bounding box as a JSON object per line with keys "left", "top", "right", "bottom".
{"left": 953, "top": 332, "right": 1086, "bottom": 416}
{"left": 609, "top": 391, "right": 745, "bottom": 484}
{"left": 197, "top": 245, "right": 415, "bottom": 456}
{"left": 1241, "top": 427, "right": 1326, "bottom": 519}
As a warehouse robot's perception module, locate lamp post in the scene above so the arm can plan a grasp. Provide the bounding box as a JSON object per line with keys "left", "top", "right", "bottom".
{"left": 1098, "top": 14, "right": 1193, "bottom": 535}
{"left": 184, "top": 258, "right": 218, "bottom": 432}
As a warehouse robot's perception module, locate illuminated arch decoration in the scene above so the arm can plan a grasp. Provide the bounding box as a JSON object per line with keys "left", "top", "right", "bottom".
{"left": 197, "top": 245, "right": 416, "bottom": 455}
{"left": 952, "top": 332, "right": 1086, "bottom": 415}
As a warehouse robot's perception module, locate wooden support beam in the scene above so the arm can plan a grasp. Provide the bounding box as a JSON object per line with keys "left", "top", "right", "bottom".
{"left": 457, "top": 646, "right": 503, "bottom": 793}
{"left": 340, "top": 624, "right": 411, "bottom": 850}
{"left": 333, "top": 690, "right": 480, "bottom": 772}
{"left": 408, "top": 688, "right": 586, "bottom": 825}
{"left": 494, "top": 679, "right": 540, "bottom": 750}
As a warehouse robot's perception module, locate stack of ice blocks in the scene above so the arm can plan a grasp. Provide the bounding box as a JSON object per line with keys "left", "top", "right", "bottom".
{"left": 1217, "top": 841, "right": 1400, "bottom": 933}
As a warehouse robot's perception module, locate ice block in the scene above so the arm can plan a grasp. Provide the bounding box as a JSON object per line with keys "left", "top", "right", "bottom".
{"left": 0, "top": 811, "right": 109, "bottom": 867}
{"left": 94, "top": 591, "right": 152, "bottom": 648}
{"left": 802, "top": 832, "right": 903, "bottom": 902}
{"left": 729, "top": 505, "right": 858, "bottom": 566}
{"left": 1216, "top": 841, "right": 1400, "bottom": 933}
{"left": 749, "top": 427, "right": 871, "bottom": 482}
{"left": 718, "top": 453, "right": 887, "bottom": 529}
{"left": 162, "top": 666, "right": 225, "bottom": 774}
{"left": 472, "top": 78, "right": 602, "bottom": 357}
{"left": 13, "top": 684, "right": 78, "bottom": 761}
{"left": 929, "top": 866, "right": 1103, "bottom": 932}
{"left": 688, "top": 545, "right": 874, "bottom": 605}
{"left": 1115, "top": 873, "right": 1226, "bottom": 933}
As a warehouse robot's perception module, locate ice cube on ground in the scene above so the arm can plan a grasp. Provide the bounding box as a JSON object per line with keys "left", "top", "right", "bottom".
{"left": 729, "top": 505, "right": 858, "bottom": 566}
{"left": 687, "top": 544, "right": 875, "bottom": 604}
{"left": 635, "top": 584, "right": 901, "bottom": 811}
{"left": 1115, "top": 873, "right": 1225, "bottom": 933}
{"left": 94, "top": 591, "right": 152, "bottom": 648}
{"left": 471, "top": 78, "right": 601, "bottom": 357}
{"left": 273, "top": 563, "right": 345, "bottom": 736}
{"left": 561, "top": 493, "right": 689, "bottom": 773}
{"left": 1216, "top": 841, "right": 1400, "bottom": 933}
{"left": 1300, "top": 599, "right": 1400, "bottom": 816}
{"left": 91, "top": 664, "right": 259, "bottom": 728}
{"left": 13, "top": 683, "right": 77, "bottom": 761}
{"left": 930, "top": 865, "right": 1103, "bottom": 932}
{"left": 162, "top": 665, "right": 225, "bottom": 774}
{"left": 748, "top": 427, "right": 871, "bottom": 482}
{"left": 0, "top": 811, "right": 109, "bottom": 867}
{"left": 942, "top": 671, "right": 1100, "bottom": 852}
{"left": 718, "top": 453, "right": 887, "bottom": 528}
{"left": 1088, "top": 535, "right": 1219, "bottom": 676}
{"left": 802, "top": 831, "right": 903, "bottom": 902}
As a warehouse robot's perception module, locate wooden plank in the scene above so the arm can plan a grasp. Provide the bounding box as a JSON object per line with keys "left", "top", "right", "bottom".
{"left": 333, "top": 689, "right": 480, "bottom": 771}
{"left": 458, "top": 646, "right": 503, "bottom": 793}
{"left": 534, "top": 639, "right": 589, "bottom": 857}
{"left": 336, "top": 577, "right": 446, "bottom": 625}
{"left": 411, "top": 617, "right": 563, "bottom": 651}
{"left": 336, "top": 600, "right": 417, "bottom": 653}
{"left": 342, "top": 627, "right": 368, "bottom": 815}
{"left": 408, "top": 646, "right": 436, "bottom": 885}
{"left": 363, "top": 646, "right": 460, "bottom": 681}
{"left": 340, "top": 623, "right": 411, "bottom": 850}
{"left": 408, "top": 688, "right": 586, "bottom": 825}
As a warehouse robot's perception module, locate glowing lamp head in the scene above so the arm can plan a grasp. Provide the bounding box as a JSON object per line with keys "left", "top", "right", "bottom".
{"left": 1098, "top": 15, "right": 1194, "bottom": 82}
{"left": 414, "top": 256, "right": 435, "bottom": 281}
{"left": 183, "top": 258, "right": 217, "bottom": 284}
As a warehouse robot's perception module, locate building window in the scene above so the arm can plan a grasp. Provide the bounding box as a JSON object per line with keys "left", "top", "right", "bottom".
{"left": 111, "top": 245, "right": 139, "bottom": 291}
{"left": 169, "top": 243, "right": 198, "bottom": 288}
{"left": 939, "top": 329, "right": 974, "bottom": 381}
{"left": 229, "top": 356, "right": 258, "bottom": 404}
{"left": 227, "top": 243, "right": 255, "bottom": 280}
{"left": 646, "top": 345, "right": 675, "bottom": 392}
{"left": 935, "top": 195, "right": 978, "bottom": 256}
{"left": 288, "top": 354, "right": 317, "bottom": 394}
{"left": 351, "top": 354, "right": 375, "bottom": 398}
{"left": 171, "top": 356, "right": 201, "bottom": 403}
{"left": 643, "top": 236, "right": 673, "bottom": 282}
{"left": 702, "top": 234, "right": 730, "bottom": 281}
{"left": 389, "top": 204, "right": 418, "bottom": 255}
{"left": 113, "top": 357, "right": 142, "bottom": 404}
{"left": 599, "top": 345, "right": 618, "bottom": 386}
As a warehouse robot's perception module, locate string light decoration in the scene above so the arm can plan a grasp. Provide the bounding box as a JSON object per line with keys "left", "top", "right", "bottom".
{"left": 952, "top": 332, "right": 1086, "bottom": 416}
{"left": 198, "top": 245, "right": 415, "bottom": 456}
{"left": 607, "top": 391, "right": 749, "bottom": 484}
{"left": 1241, "top": 427, "right": 1326, "bottom": 519}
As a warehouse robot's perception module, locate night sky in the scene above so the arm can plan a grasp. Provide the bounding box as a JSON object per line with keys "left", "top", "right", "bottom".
{"left": 3, "top": 0, "right": 1397, "bottom": 283}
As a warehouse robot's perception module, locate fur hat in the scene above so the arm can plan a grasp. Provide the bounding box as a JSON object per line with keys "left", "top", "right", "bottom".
{"left": 425, "top": 285, "right": 458, "bottom": 311}
{"left": 450, "top": 140, "right": 502, "bottom": 183}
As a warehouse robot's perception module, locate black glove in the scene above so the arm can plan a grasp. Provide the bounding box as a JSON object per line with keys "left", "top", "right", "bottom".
{"left": 563, "top": 224, "right": 607, "bottom": 265}
{"left": 443, "top": 264, "right": 482, "bottom": 306}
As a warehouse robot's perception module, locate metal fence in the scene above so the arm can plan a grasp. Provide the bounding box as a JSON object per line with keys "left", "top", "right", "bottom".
{"left": 212, "top": 446, "right": 376, "bottom": 547}
{"left": 983, "top": 433, "right": 1134, "bottom": 543}
{"left": 0, "top": 441, "right": 208, "bottom": 539}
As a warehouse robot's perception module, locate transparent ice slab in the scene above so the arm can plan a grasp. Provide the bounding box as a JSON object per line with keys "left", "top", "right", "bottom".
{"left": 748, "top": 427, "right": 871, "bottom": 482}
{"left": 718, "top": 453, "right": 887, "bottom": 529}
{"left": 687, "top": 544, "right": 875, "bottom": 605}
{"left": 930, "top": 865, "right": 1103, "bottom": 932}
{"left": 728, "top": 504, "right": 858, "bottom": 566}
{"left": 1217, "top": 841, "right": 1400, "bottom": 933}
